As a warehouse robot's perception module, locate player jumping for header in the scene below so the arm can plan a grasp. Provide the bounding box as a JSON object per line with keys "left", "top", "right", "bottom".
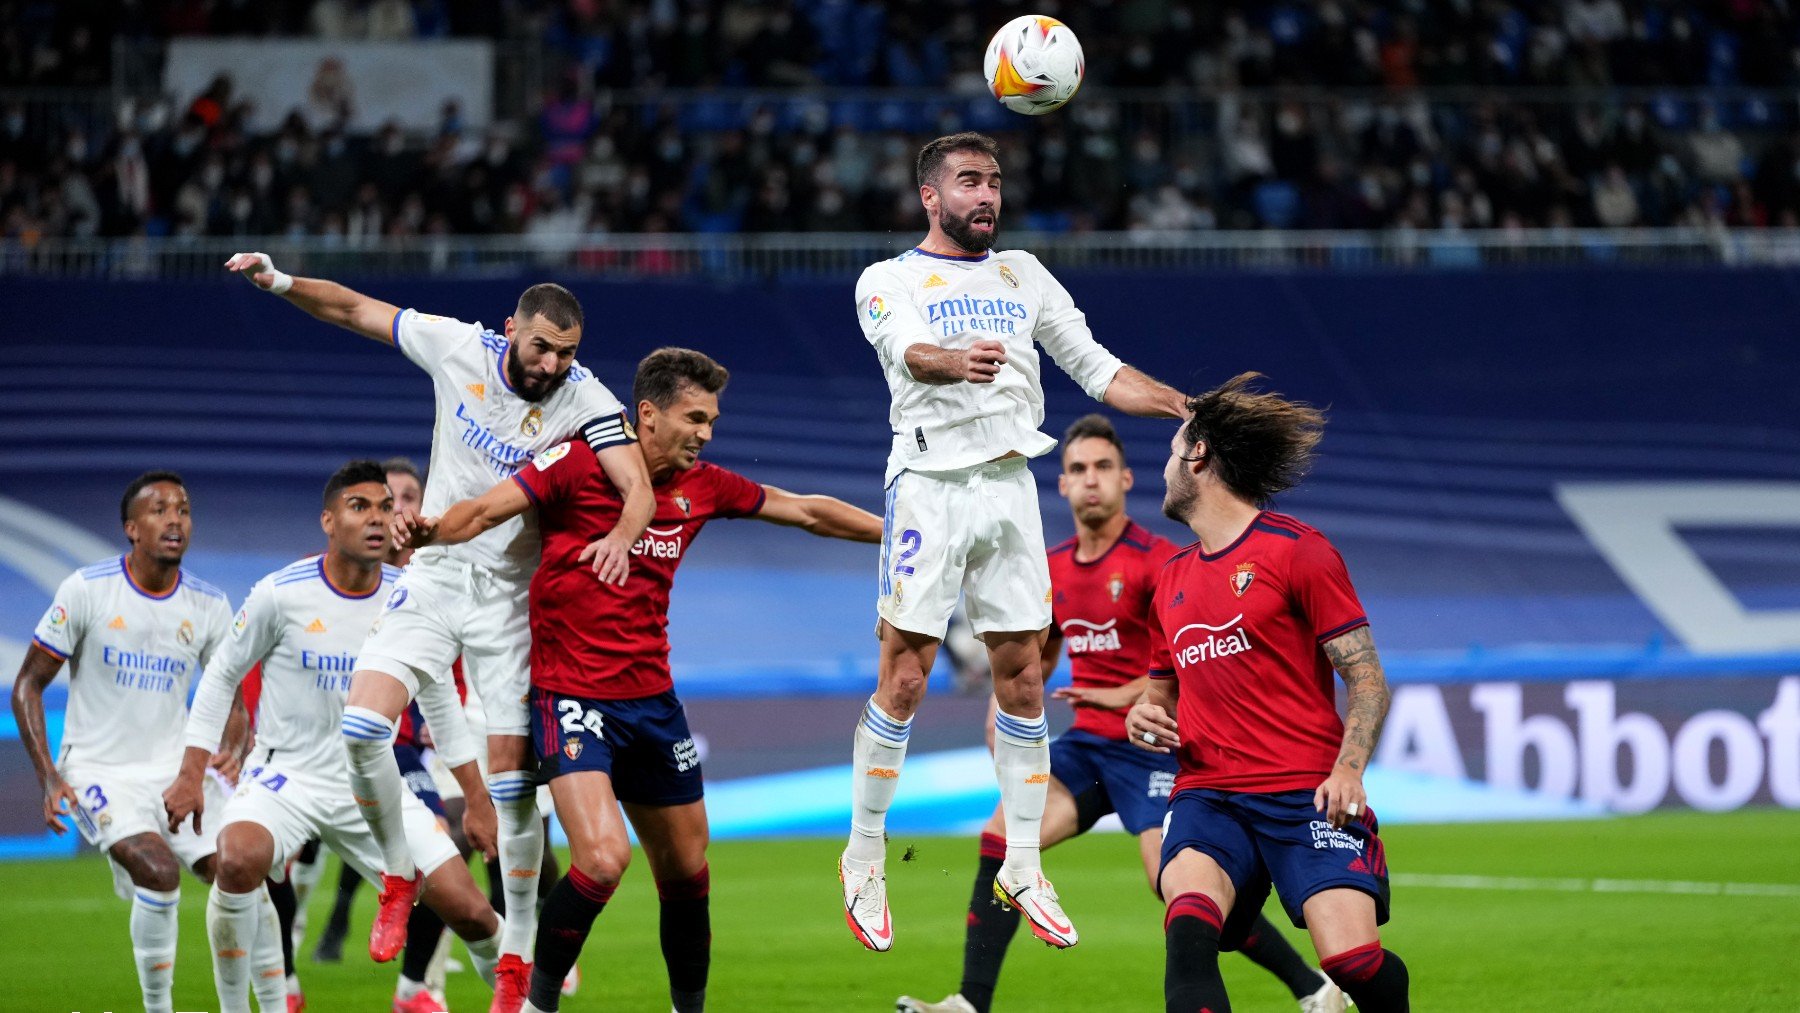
{"left": 225, "top": 254, "right": 654, "bottom": 1012}
{"left": 842, "top": 131, "right": 1189, "bottom": 952}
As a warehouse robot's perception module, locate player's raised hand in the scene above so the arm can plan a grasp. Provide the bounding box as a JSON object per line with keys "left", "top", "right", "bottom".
{"left": 579, "top": 533, "right": 633, "bottom": 586}
{"left": 223, "top": 251, "right": 294, "bottom": 294}
{"left": 1313, "top": 766, "right": 1367, "bottom": 831}
{"left": 41, "top": 776, "right": 80, "bottom": 834}
{"left": 392, "top": 509, "right": 439, "bottom": 549}
{"left": 1125, "top": 700, "right": 1178, "bottom": 754}
{"left": 162, "top": 776, "right": 206, "bottom": 835}
{"left": 961, "top": 339, "right": 1007, "bottom": 383}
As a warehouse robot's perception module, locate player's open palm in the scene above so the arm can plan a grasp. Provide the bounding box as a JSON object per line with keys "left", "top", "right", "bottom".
{"left": 1126, "top": 701, "right": 1178, "bottom": 754}
{"left": 41, "top": 777, "right": 80, "bottom": 834}
{"left": 963, "top": 339, "right": 1007, "bottom": 383}
{"left": 162, "top": 778, "right": 205, "bottom": 835}
{"left": 1313, "top": 766, "right": 1367, "bottom": 830}
{"left": 224, "top": 251, "right": 282, "bottom": 290}
{"left": 579, "top": 534, "right": 633, "bottom": 586}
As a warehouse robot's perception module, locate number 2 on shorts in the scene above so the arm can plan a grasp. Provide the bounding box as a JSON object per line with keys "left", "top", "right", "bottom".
{"left": 894, "top": 529, "right": 922, "bottom": 576}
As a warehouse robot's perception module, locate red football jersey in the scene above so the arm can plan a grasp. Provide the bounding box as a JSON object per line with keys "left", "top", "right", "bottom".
{"left": 1148, "top": 511, "right": 1368, "bottom": 794}
{"left": 1048, "top": 520, "right": 1181, "bottom": 740}
{"left": 512, "top": 440, "right": 766, "bottom": 700}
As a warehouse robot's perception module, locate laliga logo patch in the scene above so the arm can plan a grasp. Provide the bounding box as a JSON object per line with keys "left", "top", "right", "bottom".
{"left": 385, "top": 587, "right": 409, "bottom": 611}
{"left": 49, "top": 605, "right": 68, "bottom": 627}
{"left": 1230, "top": 563, "right": 1256, "bottom": 598}
{"left": 521, "top": 406, "right": 544, "bottom": 437}
{"left": 177, "top": 619, "right": 195, "bottom": 645}
{"left": 998, "top": 264, "right": 1020, "bottom": 289}
{"left": 534, "top": 442, "right": 571, "bottom": 471}
{"left": 1107, "top": 572, "right": 1125, "bottom": 603}
{"left": 673, "top": 490, "right": 691, "bottom": 515}
{"left": 867, "top": 295, "right": 889, "bottom": 322}
{"left": 564, "top": 735, "right": 584, "bottom": 760}
{"left": 231, "top": 609, "right": 248, "bottom": 638}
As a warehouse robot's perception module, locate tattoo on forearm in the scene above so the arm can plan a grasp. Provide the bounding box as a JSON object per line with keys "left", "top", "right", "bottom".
{"left": 1323, "top": 627, "right": 1390, "bottom": 771}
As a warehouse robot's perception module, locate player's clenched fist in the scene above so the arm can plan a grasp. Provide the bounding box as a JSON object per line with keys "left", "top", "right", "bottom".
{"left": 1125, "top": 701, "right": 1178, "bottom": 754}
{"left": 960, "top": 339, "right": 1007, "bottom": 383}
{"left": 224, "top": 251, "right": 294, "bottom": 294}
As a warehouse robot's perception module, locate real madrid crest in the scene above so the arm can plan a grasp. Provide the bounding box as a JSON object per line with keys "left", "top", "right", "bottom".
{"left": 177, "top": 619, "right": 195, "bottom": 645}
{"left": 1230, "top": 563, "right": 1256, "bottom": 598}
{"left": 1107, "top": 572, "right": 1125, "bottom": 603}
{"left": 564, "top": 735, "right": 584, "bottom": 760}
{"left": 998, "top": 264, "right": 1020, "bottom": 289}
{"left": 521, "top": 406, "right": 544, "bottom": 437}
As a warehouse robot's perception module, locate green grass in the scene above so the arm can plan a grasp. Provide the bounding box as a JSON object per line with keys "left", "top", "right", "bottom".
{"left": 8, "top": 809, "right": 1798, "bottom": 1011}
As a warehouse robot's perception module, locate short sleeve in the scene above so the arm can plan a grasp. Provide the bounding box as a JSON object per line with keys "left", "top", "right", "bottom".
{"left": 186, "top": 579, "right": 281, "bottom": 753}
{"left": 1024, "top": 255, "right": 1124, "bottom": 401}
{"left": 513, "top": 440, "right": 594, "bottom": 509}
{"left": 1288, "top": 532, "right": 1369, "bottom": 644}
{"left": 856, "top": 264, "right": 934, "bottom": 377}
{"left": 1147, "top": 590, "right": 1174, "bottom": 679}
{"left": 30, "top": 572, "right": 87, "bottom": 660}
{"left": 392, "top": 308, "right": 478, "bottom": 376}
{"left": 569, "top": 374, "right": 634, "bottom": 453}
{"left": 708, "top": 465, "right": 768, "bottom": 519}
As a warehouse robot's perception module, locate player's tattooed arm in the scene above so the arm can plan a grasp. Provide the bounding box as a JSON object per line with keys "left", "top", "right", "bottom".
{"left": 10, "top": 644, "right": 79, "bottom": 831}
{"left": 224, "top": 253, "right": 401, "bottom": 343}
{"left": 904, "top": 339, "right": 1007, "bottom": 384}
{"left": 1316, "top": 625, "right": 1391, "bottom": 828}
{"left": 1101, "top": 365, "right": 1188, "bottom": 419}
{"left": 754, "top": 486, "right": 883, "bottom": 542}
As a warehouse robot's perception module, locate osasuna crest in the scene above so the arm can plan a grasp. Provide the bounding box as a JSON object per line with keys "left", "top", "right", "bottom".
{"left": 1230, "top": 563, "right": 1256, "bottom": 598}
{"left": 564, "top": 735, "right": 584, "bottom": 760}
{"left": 673, "top": 489, "right": 691, "bottom": 515}
{"left": 521, "top": 406, "right": 544, "bottom": 437}
{"left": 1107, "top": 572, "right": 1125, "bottom": 602}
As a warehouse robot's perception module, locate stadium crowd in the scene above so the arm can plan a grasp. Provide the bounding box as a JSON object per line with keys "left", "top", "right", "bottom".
{"left": 6, "top": 0, "right": 1800, "bottom": 237}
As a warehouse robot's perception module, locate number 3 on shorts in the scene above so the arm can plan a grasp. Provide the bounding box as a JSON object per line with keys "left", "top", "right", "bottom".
{"left": 558, "top": 700, "right": 604, "bottom": 740}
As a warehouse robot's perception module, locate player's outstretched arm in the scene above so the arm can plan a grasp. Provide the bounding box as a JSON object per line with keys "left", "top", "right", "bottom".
{"left": 581, "top": 443, "right": 656, "bottom": 585}
{"left": 1316, "top": 625, "right": 1392, "bottom": 829}
{"left": 1102, "top": 365, "right": 1189, "bottom": 419}
{"left": 753, "top": 486, "right": 883, "bottom": 542}
{"left": 399, "top": 478, "right": 533, "bottom": 550}
{"left": 224, "top": 252, "right": 402, "bottom": 344}
{"left": 9, "top": 644, "right": 78, "bottom": 833}
{"left": 1125, "top": 676, "right": 1179, "bottom": 754}
{"left": 903, "top": 339, "right": 1007, "bottom": 385}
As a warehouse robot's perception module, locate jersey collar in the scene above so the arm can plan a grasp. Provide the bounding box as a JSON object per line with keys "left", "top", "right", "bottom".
{"left": 911, "top": 247, "right": 991, "bottom": 262}
{"left": 121, "top": 554, "right": 181, "bottom": 600}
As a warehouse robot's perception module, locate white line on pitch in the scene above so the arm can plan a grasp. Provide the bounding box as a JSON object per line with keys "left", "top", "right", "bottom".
{"left": 1392, "top": 873, "right": 1800, "bottom": 898}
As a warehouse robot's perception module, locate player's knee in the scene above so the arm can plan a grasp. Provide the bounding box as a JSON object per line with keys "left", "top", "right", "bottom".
{"left": 212, "top": 847, "right": 267, "bottom": 894}
{"left": 568, "top": 839, "right": 630, "bottom": 888}
{"left": 124, "top": 848, "right": 182, "bottom": 892}
{"left": 882, "top": 673, "right": 928, "bottom": 714}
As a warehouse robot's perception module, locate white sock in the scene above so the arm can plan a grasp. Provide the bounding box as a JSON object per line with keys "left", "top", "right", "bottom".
{"left": 424, "top": 924, "right": 451, "bottom": 994}
{"left": 993, "top": 708, "right": 1051, "bottom": 876}
{"left": 131, "top": 886, "right": 181, "bottom": 1013}
{"left": 252, "top": 887, "right": 289, "bottom": 1011}
{"left": 206, "top": 886, "right": 261, "bottom": 1013}
{"left": 490, "top": 770, "right": 542, "bottom": 957}
{"left": 846, "top": 697, "right": 911, "bottom": 865}
{"left": 464, "top": 923, "right": 502, "bottom": 988}
{"left": 341, "top": 706, "right": 415, "bottom": 878}
{"left": 396, "top": 974, "right": 427, "bottom": 1000}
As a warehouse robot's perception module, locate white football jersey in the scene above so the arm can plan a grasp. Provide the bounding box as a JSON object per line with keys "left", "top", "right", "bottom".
{"left": 186, "top": 556, "right": 473, "bottom": 782}
{"left": 392, "top": 308, "right": 632, "bottom": 582}
{"left": 856, "top": 248, "right": 1124, "bottom": 483}
{"left": 32, "top": 556, "right": 232, "bottom": 773}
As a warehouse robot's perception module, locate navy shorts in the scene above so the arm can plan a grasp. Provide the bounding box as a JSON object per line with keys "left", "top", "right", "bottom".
{"left": 1050, "top": 728, "right": 1177, "bottom": 835}
{"left": 1160, "top": 788, "right": 1390, "bottom": 935}
{"left": 392, "top": 743, "right": 445, "bottom": 818}
{"left": 530, "top": 688, "right": 703, "bottom": 806}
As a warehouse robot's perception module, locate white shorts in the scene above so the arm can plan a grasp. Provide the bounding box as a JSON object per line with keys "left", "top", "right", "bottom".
{"left": 62, "top": 762, "right": 224, "bottom": 900}
{"left": 877, "top": 456, "right": 1052, "bottom": 640}
{"left": 356, "top": 555, "right": 532, "bottom": 736}
{"left": 218, "top": 755, "right": 459, "bottom": 883}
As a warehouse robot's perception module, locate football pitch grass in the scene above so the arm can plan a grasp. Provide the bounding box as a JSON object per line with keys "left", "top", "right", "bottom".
{"left": 8, "top": 808, "right": 1796, "bottom": 1011}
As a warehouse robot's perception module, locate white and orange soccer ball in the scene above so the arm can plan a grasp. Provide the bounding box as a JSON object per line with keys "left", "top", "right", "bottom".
{"left": 983, "top": 15, "right": 1086, "bottom": 116}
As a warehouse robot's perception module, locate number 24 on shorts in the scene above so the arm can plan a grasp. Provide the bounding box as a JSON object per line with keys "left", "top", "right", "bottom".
{"left": 559, "top": 700, "right": 604, "bottom": 739}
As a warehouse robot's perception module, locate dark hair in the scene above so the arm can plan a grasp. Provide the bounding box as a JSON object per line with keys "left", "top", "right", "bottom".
{"left": 322, "top": 459, "right": 389, "bottom": 508}
{"left": 381, "top": 456, "right": 423, "bottom": 485}
{"left": 1181, "top": 373, "right": 1325, "bottom": 507}
{"left": 916, "top": 131, "right": 1002, "bottom": 189}
{"left": 633, "top": 347, "right": 731, "bottom": 410}
{"left": 120, "top": 470, "right": 185, "bottom": 524}
{"left": 1062, "top": 414, "right": 1126, "bottom": 462}
{"left": 515, "top": 282, "right": 584, "bottom": 331}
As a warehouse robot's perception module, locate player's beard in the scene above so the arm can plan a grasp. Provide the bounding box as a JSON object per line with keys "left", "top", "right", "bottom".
{"left": 506, "top": 344, "right": 568, "bottom": 403}
{"left": 1162, "top": 470, "right": 1198, "bottom": 526}
{"left": 940, "top": 203, "right": 999, "bottom": 253}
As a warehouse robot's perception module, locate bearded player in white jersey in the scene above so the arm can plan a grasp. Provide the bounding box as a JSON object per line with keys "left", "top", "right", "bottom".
{"left": 10, "top": 471, "right": 270, "bottom": 1013}
{"left": 164, "top": 460, "right": 505, "bottom": 1013}
{"left": 842, "top": 132, "right": 1189, "bottom": 952}
{"left": 224, "top": 254, "right": 654, "bottom": 1011}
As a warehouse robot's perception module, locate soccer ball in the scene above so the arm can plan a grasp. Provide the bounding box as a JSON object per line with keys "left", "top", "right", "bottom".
{"left": 983, "top": 15, "right": 1085, "bottom": 116}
